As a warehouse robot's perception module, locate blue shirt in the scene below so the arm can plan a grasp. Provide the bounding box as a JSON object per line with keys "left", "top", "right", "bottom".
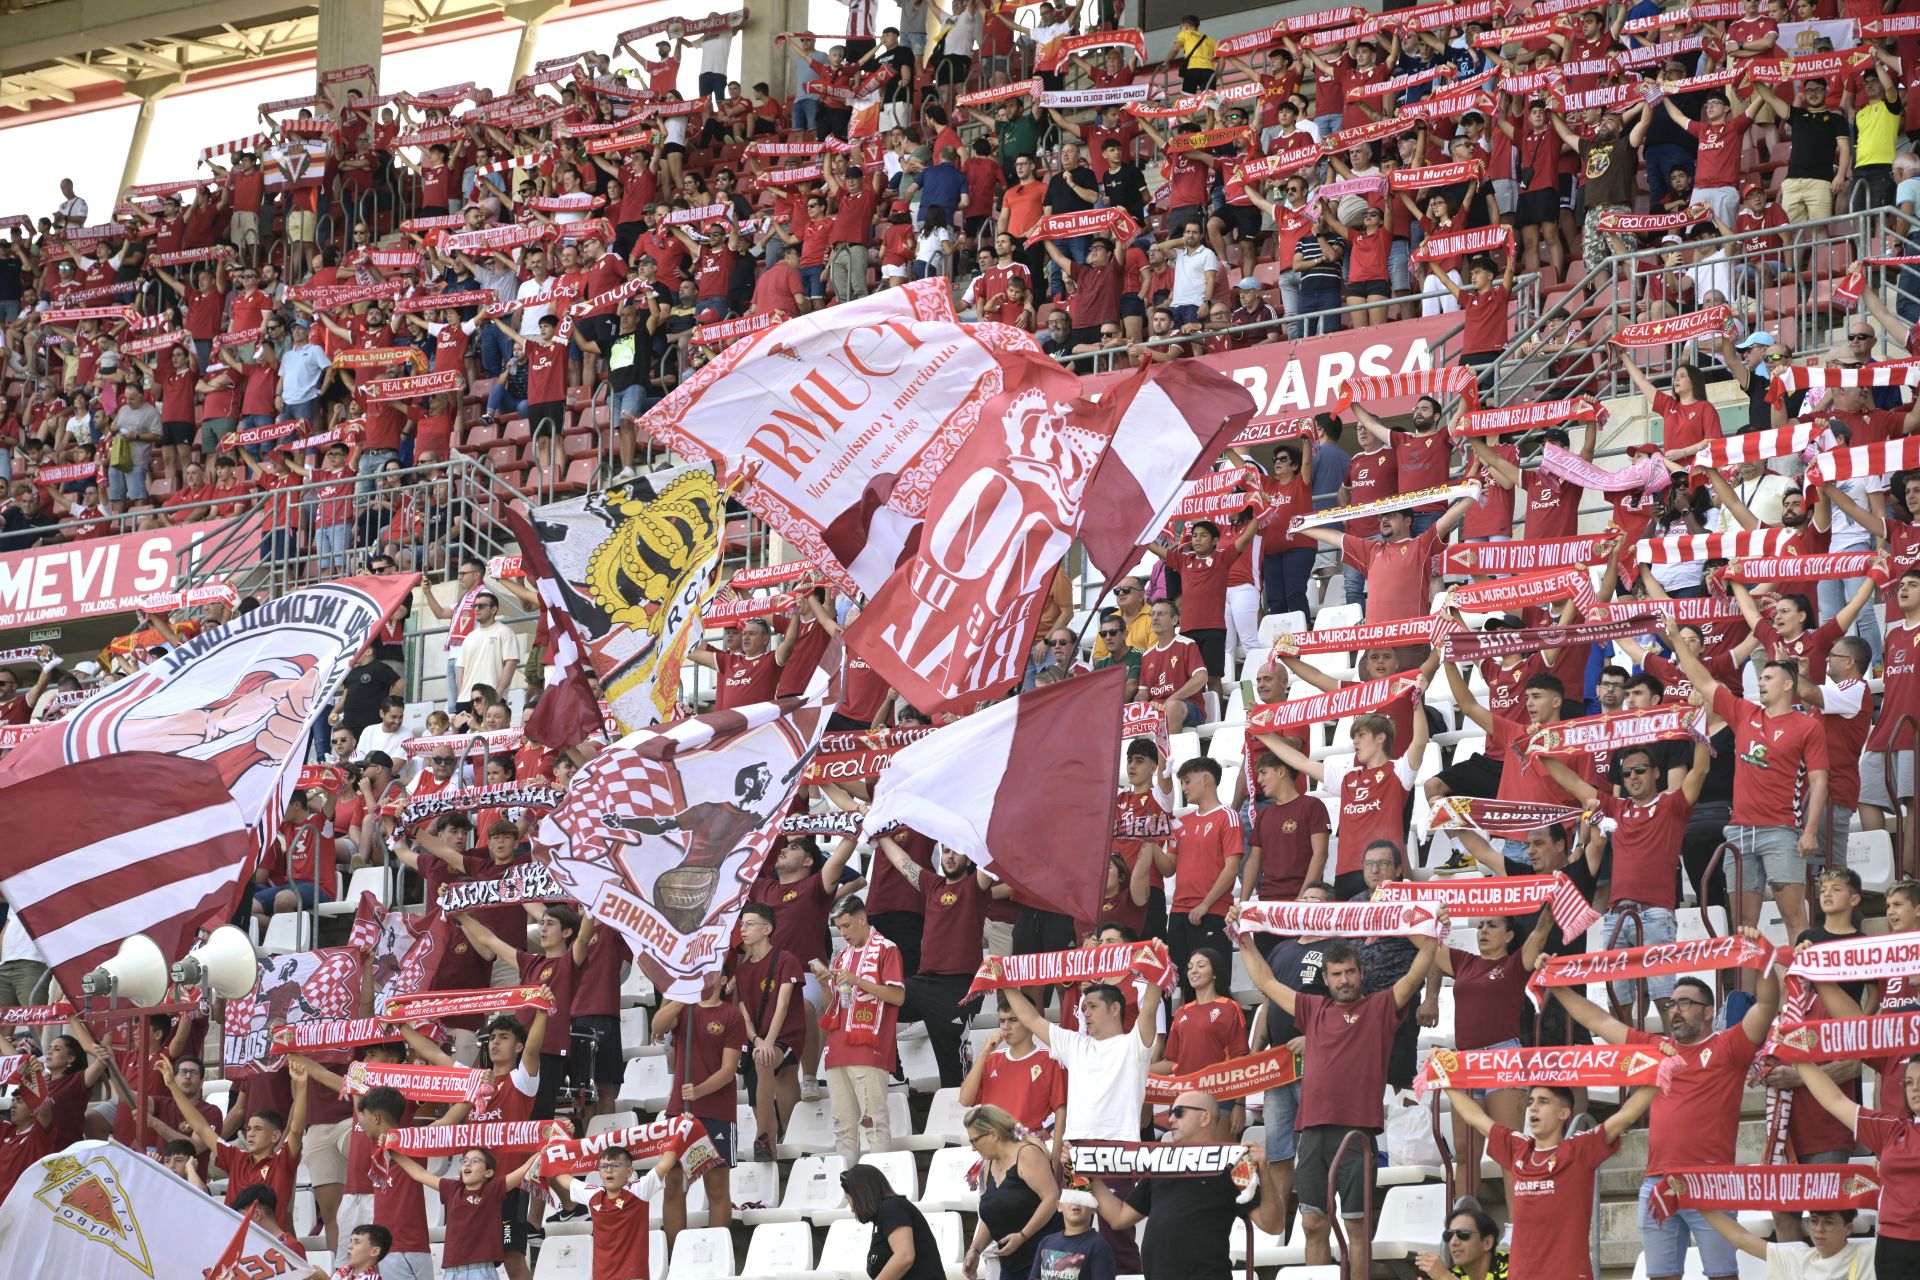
{"left": 917, "top": 163, "right": 966, "bottom": 217}
{"left": 1310, "top": 440, "right": 1350, "bottom": 508}
{"left": 791, "top": 52, "right": 819, "bottom": 103}
{"left": 277, "top": 342, "right": 332, "bottom": 404}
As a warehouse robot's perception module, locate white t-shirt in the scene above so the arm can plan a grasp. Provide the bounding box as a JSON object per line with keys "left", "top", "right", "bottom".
{"left": 1764, "top": 1240, "right": 1875, "bottom": 1280}
{"left": 1170, "top": 244, "right": 1219, "bottom": 306}
{"left": 516, "top": 276, "right": 556, "bottom": 336}
{"left": 699, "top": 30, "right": 733, "bottom": 76}
{"left": 457, "top": 620, "right": 524, "bottom": 700}
{"left": 1048, "top": 1025, "right": 1152, "bottom": 1141}
{"left": 355, "top": 723, "right": 412, "bottom": 776}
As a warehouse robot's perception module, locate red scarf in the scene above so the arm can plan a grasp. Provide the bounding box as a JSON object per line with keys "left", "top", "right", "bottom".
{"left": 1143, "top": 1048, "right": 1299, "bottom": 1104}
{"left": 1419, "top": 1043, "right": 1668, "bottom": 1094}
{"left": 967, "top": 940, "right": 1176, "bottom": 1002}
{"left": 1647, "top": 1165, "right": 1881, "bottom": 1224}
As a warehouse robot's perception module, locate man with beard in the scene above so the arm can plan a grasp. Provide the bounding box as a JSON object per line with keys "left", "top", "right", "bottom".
{"left": 875, "top": 837, "right": 1009, "bottom": 1087}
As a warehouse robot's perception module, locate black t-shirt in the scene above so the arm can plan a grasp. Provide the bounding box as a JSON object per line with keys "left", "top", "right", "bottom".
{"left": 0, "top": 508, "right": 57, "bottom": 552}
{"left": 879, "top": 46, "right": 917, "bottom": 102}
{"left": 1786, "top": 108, "right": 1848, "bottom": 181}
{"left": 1045, "top": 165, "right": 1099, "bottom": 215}
{"left": 1797, "top": 924, "right": 1866, "bottom": 1004}
{"left": 1534, "top": 857, "right": 1599, "bottom": 957}
{"left": 866, "top": 1196, "right": 945, "bottom": 1280}
{"left": 1126, "top": 1171, "right": 1256, "bottom": 1280}
{"left": 1101, "top": 163, "right": 1149, "bottom": 221}
{"left": 341, "top": 660, "right": 401, "bottom": 735}
{"left": 1263, "top": 936, "right": 1331, "bottom": 1045}
{"left": 0, "top": 255, "right": 22, "bottom": 304}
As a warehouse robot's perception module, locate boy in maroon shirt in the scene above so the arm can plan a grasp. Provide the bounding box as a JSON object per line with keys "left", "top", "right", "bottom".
{"left": 733, "top": 901, "right": 805, "bottom": 1161}
{"left": 455, "top": 904, "right": 590, "bottom": 1120}
{"left": 389, "top": 1144, "right": 540, "bottom": 1275}
{"left": 160, "top": 1052, "right": 307, "bottom": 1214}
{"left": 1148, "top": 517, "right": 1257, "bottom": 698}
{"left": 652, "top": 990, "right": 747, "bottom": 1243}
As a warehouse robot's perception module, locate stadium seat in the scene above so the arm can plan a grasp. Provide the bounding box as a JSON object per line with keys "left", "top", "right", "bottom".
{"left": 858, "top": 1149, "right": 920, "bottom": 1202}
{"left": 901, "top": 1087, "right": 965, "bottom": 1151}
{"left": 749, "top": 1153, "right": 847, "bottom": 1224}
{"left": 816, "top": 1219, "right": 876, "bottom": 1280}
{"left": 664, "top": 1227, "right": 731, "bottom": 1279}
{"left": 897, "top": 1022, "right": 943, "bottom": 1093}
{"left": 1849, "top": 829, "right": 1895, "bottom": 894}
{"left": 918, "top": 1145, "right": 981, "bottom": 1212}
{"left": 775, "top": 1096, "right": 835, "bottom": 1157}
{"left": 533, "top": 1239, "right": 593, "bottom": 1279}
{"left": 1373, "top": 1183, "right": 1448, "bottom": 1260}
{"left": 615, "top": 1057, "right": 670, "bottom": 1111}
{"left": 619, "top": 1006, "right": 659, "bottom": 1058}
{"left": 318, "top": 865, "right": 388, "bottom": 917}
{"left": 261, "top": 910, "right": 314, "bottom": 955}
{"left": 730, "top": 1159, "right": 779, "bottom": 1214}
{"left": 587, "top": 1110, "right": 639, "bottom": 1137}
{"left": 742, "top": 1221, "right": 814, "bottom": 1278}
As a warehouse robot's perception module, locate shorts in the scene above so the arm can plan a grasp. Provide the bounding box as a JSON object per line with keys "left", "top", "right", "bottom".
{"left": 502, "top": 1186, "right": 530, "bottom": 1255}
{"left": 337, "top": 1192, "right": 373, "bottom": 1241}
{"left": 1345, "top": 278, "right": 1389, "bottom": 299}
{"left": 662, "top": 142, "right": 687, "bottom": 157}
{"left": 1263, "top": 1079, "right": 1301, "bottom": 1161}
{"left": 1119, "top": 293, "right": 1146, "bottom": 319}
{"left": 1517, "top": 188, "right": 1560, "bottom": 228}
{"left": 442, "top": 1264, "right": 500, "bottom": 1280}
{"left": 1184, "top": 627, "right": 1227, "bottom": 679}
{"left": 1820, "top": 805, "right": 1855, "bottom": 871}
{"left": 1223, "top": 204, "right": 1262, "bottom": 240}
{"left": 1467, "top": 1037, "right": 1524, "bottom": 1099}
{"left": 1729, "top": 823, "right": 1805, "bottom": 893}
{"left": 162, "top": 421, "right": 195, "bottom": 447}
{"left": 1639, "top": 1177, "right": 1739, "bottom": 1278}
{"left": 1435, "top": 750, "right": 1502, "bottom": 801}
{"left": 799, "top": 264, "right": 825, "bottom": 299}
{"left": 305, "top": 1117, "right": 352, "bottom": 1185}
{"left": 381, "top": 1254, "right": 434, "bottom": 1280}
{"left": 1296, "top": 1123, "right": 1375, "bottom": 1219}
{"left": 611, "top": 383, "right": 648, "bottom": 423}
{"left": 201, "top": 417, "right": 236, "bottom": 455}
{"left": 1859, "top": 749, "right": 1915, "bottom": 809}
{"left": 700, "top": 1117, "right": 737, "bottom": 1167}
{"left": 253, "top": 881, "right": 327, "bottom": 910}
{"left": 880, "top": 262, "right": 908, "bottom": 280}
{"left": 570, "top": 1013, "right": 623, "bottom": 1087}
{"left": 1167, "top": 205, "right": 1205, "bottom": 235}
{"left": 229, "top": 210, "right": 260, "bottom": 247}
{"left": 1491, "top": 179, "right": 1518, "bottom": 215}
{"left": 287, "top": 209, "right": 317, "bottom": 242}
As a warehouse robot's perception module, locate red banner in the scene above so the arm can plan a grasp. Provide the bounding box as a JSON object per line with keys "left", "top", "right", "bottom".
{"left": 1412, "top": 224, "right": 1512, "bottom": 264}
{"left": 1455, "top": 397, "right": 1605, "bottom": 439}
{"left": 1649, "top": 1166, "right": 1881, "bottom": 1224}
{"left": 360, "top": 369, "right": 461, "bottom": 402}
{"left": 1024, "top": 207, "right": 1141, "bottom": 245}
{"left": 1421, "top": 1042, "right": 1667, "bottom": 1092}
{"left": 384, "top": 1120, "right": 569, "bottom": 1156}
{"left": 1247, "top": 672, "right": 1419, "bottom": 735}
{"left": 381, "top": 985, "right": 555, "bottom": 1023}
{"left": 1143, "top": 1047, "right": 1300, "bottom": 1104}
{"left": 966, "top": 939, "right": 1176, "bottom": 1001}
{"left": 1269, "top": 615, "right": 1445, "bottom": 657}
{"left": 0, "top": 518, "right": 245, "bottom": 631}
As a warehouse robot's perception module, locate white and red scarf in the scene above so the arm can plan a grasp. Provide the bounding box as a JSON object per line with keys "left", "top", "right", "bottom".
{"left": 824, "top": 928, "right": 894, "bottom": 1047}
{"left": 1635, "top": 528, "right": 1792, "bottom": 564}
{"left": 1529, "top": 934, "right": 1779, "bottom": 1008}
{"left": 1425, "top": 798, "right": 1589, "bottom": 839}
{"left": 1412, "top": 224, "right": 1512, "bottom": 265}
{"left": 1442, "top": 613, "right": 1655, "bottom": 661}
{"left": 966, "top": 940, "right": 1176, "bottom": 1002}
{"left": 1246, "top": 672, "right": 1420, "bottom": 735}
{"left": 1289, "top": 481, "right": 1481, "bottom": 533}
{"left": 1446, "top": 564, "right": 1595, "bottom": 614}
{"left": 1595, "top": 207, "right": 1714, "bottom": 235}
{"left": 1692, "top": 424, "right": 1818, "bottom": 470}
{"left": 339, "top": 1061, "right": 495, "bottom": 1106}
{"left": 1610, "top": 304, "right": 1734, "bottom": 348}
{"left": 1441, "top": 533, "right": 1615, "bottom": 575}
{"left": 1269, "top": 614, "right": 1447, "bottom": 658}
{"left": 1454, "top": 396, "right": 1604, "bottom": 438}
{"left": 1726, "top": 553, "right": 1882, "bottom": 586}
{"left": 1770, "top": 1013, "right": 1920, "bottom": 1062}
{"left": 384, "top": 1120, "right": 565, "bottom": 1156}
{"left": 1379, "top": 873, "right": 1598, "bottom": 939}
{"left": 1809, "top": 435, "right": 1920, "bottom": 486}
{"left": 1230, "top": 898, "right": 1446, "bottom": 942}
{"left": 1143, "top": 1047, "right": 1300, "bottom": 1104}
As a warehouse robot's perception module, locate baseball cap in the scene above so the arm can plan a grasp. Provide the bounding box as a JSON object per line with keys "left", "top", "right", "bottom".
{"left": 1735, "top": 329, "right": 1775, "bottom": 350}
{"left": 1236, "top": 277, "right": 1261, "bottom": 290}
{"left": 1739, "top": 180, "right": 1763, "bottom": 197}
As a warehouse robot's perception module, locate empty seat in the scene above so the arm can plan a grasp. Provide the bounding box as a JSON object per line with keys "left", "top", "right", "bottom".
{"left": 730, "top": 1159, "right": 779, "bottom": 1215}
{"left": 742, "top": 1221, "right": 814, "bottom": 1279}
{"left": 317, "top": 865, "right": 388, "bottom": 917}
{"left": 816, "top": 1219, "right": 876, "bottom": 1280}
{"left": 615, "top": 1057, "right": 669, "bottom": 1111}
{"left": 858, "top": 1149, "right": 919, "bottom": 1202}
{"left": 896, "top": 1023, "right": 942, "bottom": 1093}
{"left": 1373, "top": 1183, "right": 1449, "bottom": 1260}
{"left": 664, "top": 1226, "right": 732, "bottom": 1280}
{"left": 901, "top": 1087, "right": 965, "bottom": 1152}
{"left": 918, "top": 1145, "right": 981, "bottom": 1212}
{"left": 587, "top": 1110, "right": 640, "bottom": 1138}
{"left": 776, "top": 1096, "right": 835, "bottom": 1158}
{"left": 1849, "top": 828, "right": 1895, "bottom": 893}
{"left": 747, "top": 1153, "right": 847, "bottom": 1225}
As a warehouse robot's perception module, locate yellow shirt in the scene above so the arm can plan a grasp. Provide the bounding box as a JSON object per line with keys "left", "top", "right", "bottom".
{"left": 1093, "top": 607, "right": 1156, "bottom": 661}
{"left": 1856, "top": 98, "right": 1900, "bottom": 169}
{"left": 1174, "top": 29, "right": 1216, "bottom": 72}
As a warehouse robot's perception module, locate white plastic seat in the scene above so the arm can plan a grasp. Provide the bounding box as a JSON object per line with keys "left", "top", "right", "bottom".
{"left": 924, "top": 1209, "right": 967, "bottom": 1268}
{"left": 261, "top": 910, "right": 313, "bottom": 955}
{"left": 1849, "top": 828, "right": 1895, "bottom": 893}
{"left": 897, "top": 1023, "right": 943, "bottom": 1093}
{"left": 919, "top": 1145, "right": 981, "bottom": 1212}
{"left": 1314, "top": 603, "right": 1362, "bottom": 632}
{"left": 619, "top": 963, "right": 656, "bottom": 1008}
{"left": 619, "top": 1005, "right": 658, "bottom": 1057}
{"left": 902, "top": 1087, "right": 965, "bottom": 1152}
{"left": 729, "top": 1159, "right": 779, "bottom": 1216}
{"left": 818, "top": 1218, "right": 876, "bottom": 1280}
{"left": 615, "top": 1057, "right": 670, "bottom": 1111}
{"left": 665, "top": 1226, "right": 732, "bottom": 1280}
{"left": 319, "top": 865, "right": 388, "bottom": 917}
{"left": 1373, "top": 1184, "right": 1449, "bottom": 1259}
{"left": 533, "top": 1235, "right": 591, "bottom": 1274}
{"left": 743, "top": 1221, "right": 815, "bottom": 1278}
{"left": 750, "top": 1153, "right": 848, "bottom": 1224}
{"left": 587, "top": 1109, "right": 640, "bottom": 1138}
{"left": 858, "top": 1149, "right": 920, "bottom": 1202}
{"left": 775, "top": 1096, "right": 835, "bottom": 1158}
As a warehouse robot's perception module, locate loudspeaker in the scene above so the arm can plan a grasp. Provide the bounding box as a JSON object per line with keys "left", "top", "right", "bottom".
{"left": 172, "top": 926, "right": 258, "bottom": 1000}
{"left": 81, "top": 934, "right": 169, "bottom": 1007}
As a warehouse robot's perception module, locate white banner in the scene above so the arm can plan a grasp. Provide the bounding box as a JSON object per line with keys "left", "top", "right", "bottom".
{"left": 0, "top": 1141, "right": 309, "bottom": 1276}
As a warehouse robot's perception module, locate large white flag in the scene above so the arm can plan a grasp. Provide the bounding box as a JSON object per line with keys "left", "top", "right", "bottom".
{"left": 0, "top": 1141, "right": 308, "bottom": 1275}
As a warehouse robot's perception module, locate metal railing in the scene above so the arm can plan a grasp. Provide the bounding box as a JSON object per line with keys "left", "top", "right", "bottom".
{"left": 1326, "top": 1127, "right": 1374, "bottom": 1280}
{"left": 1481, "top": 205, "right": 1920, "bottom": 415}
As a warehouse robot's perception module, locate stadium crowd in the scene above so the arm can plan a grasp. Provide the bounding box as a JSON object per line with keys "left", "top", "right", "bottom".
{"left": 4, "top": 1, "right": 1920, "bottom": 1279}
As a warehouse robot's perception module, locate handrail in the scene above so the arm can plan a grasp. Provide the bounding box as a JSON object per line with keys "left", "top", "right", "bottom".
{"left": 1699, "top": 841, "right": 1736, "bottom": 948}
{"left": 1886, "top": 714, "right": 1919, "bottom": 884}
{"left": 1430, "top": 1085, "right": 1458, "bottom": 1208}
{"left": 1325, "top": 1126, "right": 1374, "bottom": 1280}
{"left": 1603, "top": 904, "right": 1649, "bottom": 1033}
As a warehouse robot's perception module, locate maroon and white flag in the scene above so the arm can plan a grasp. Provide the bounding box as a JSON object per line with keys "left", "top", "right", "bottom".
{"left": 222, "top": 945, "right": 367, "bottom": 1077}
{"left": 0, "top": 574, "right": 416, "bottom": 996}
{"left": 532, "top": 678, "right": 831, "bottom": 1000}
{"left": 637, "top": 280, "right": 1040, "bottom": 597}
{"left": 843, "top": 346, "right": 1099, "bottom": 715}
{"left": 1077, "top": 361, "right": 1257, "bottom": 582}
{"left": 860, "top": 665, "right": 1127, "bottom": 929}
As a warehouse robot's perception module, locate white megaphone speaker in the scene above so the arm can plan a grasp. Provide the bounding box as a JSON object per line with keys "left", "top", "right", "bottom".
{"left": 172, "top": 925, "right": 258, "bottom": 1000}
{"left": 81, "top": 934, "right": 169, "bottom": 1007}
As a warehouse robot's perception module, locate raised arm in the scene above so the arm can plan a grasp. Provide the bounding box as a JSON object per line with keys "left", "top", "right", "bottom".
{"left": 1549, "top": 983, "right": 1633, "bottom": 1045}
{"left": 1000, "top": 984, "right": 1055, "bottom": 1046}
{"left": 1603, "top": 1083, "right": 1658, "bottom": 1142}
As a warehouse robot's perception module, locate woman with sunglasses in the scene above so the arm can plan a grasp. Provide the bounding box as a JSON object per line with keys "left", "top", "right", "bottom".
{"left": 1416, "top": 1207, "right": 1506, "bottom": 1280}
{"left": 962, "top": 1104, "right": 1060, "bottom": 1280}
{"left": 842, "top": 1162, "right": 945, "bottom": 1280}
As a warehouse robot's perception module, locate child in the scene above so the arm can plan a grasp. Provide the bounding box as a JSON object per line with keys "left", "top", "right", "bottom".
{"left": 159, "top": 1138, "right": 205, "bottom": 1190}
{"left": 311, "top": 1223, "right": 391, "bottom": 1280}
{"left": 231, "top": 1184, "right": 304, "bottom": 1257}
{"left": 160, "top": 1053, "right": 307, "bottom": 1213}
{"left": 389, "top": 1145, "right": 539, "bottom": 1279}
{"left": 1029, "top": 1182, "right": 1117, "bottom": 1280}
{"left": 547, "top": 1145, "right": 680, "bottom": 1279}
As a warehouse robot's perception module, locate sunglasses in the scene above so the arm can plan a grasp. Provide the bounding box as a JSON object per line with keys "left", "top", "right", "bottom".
{"left": 1114, "top": 586, "right": 1138, "bottom": 595}
{"left": 1100, "top": 629, "right": 1123, "bottom": 639}
{"left": 1850, "top": 333, "right": 1874, "bottom": 341}
{"left": 1444, "top": 1229, "right": 1480, "bottom": 1242}
{"left": 1166, "top": 1104, "right": 1210, "bottom": 1119}
{"left": 1621, "top": 764, "right": 1653, "bottom": 776}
